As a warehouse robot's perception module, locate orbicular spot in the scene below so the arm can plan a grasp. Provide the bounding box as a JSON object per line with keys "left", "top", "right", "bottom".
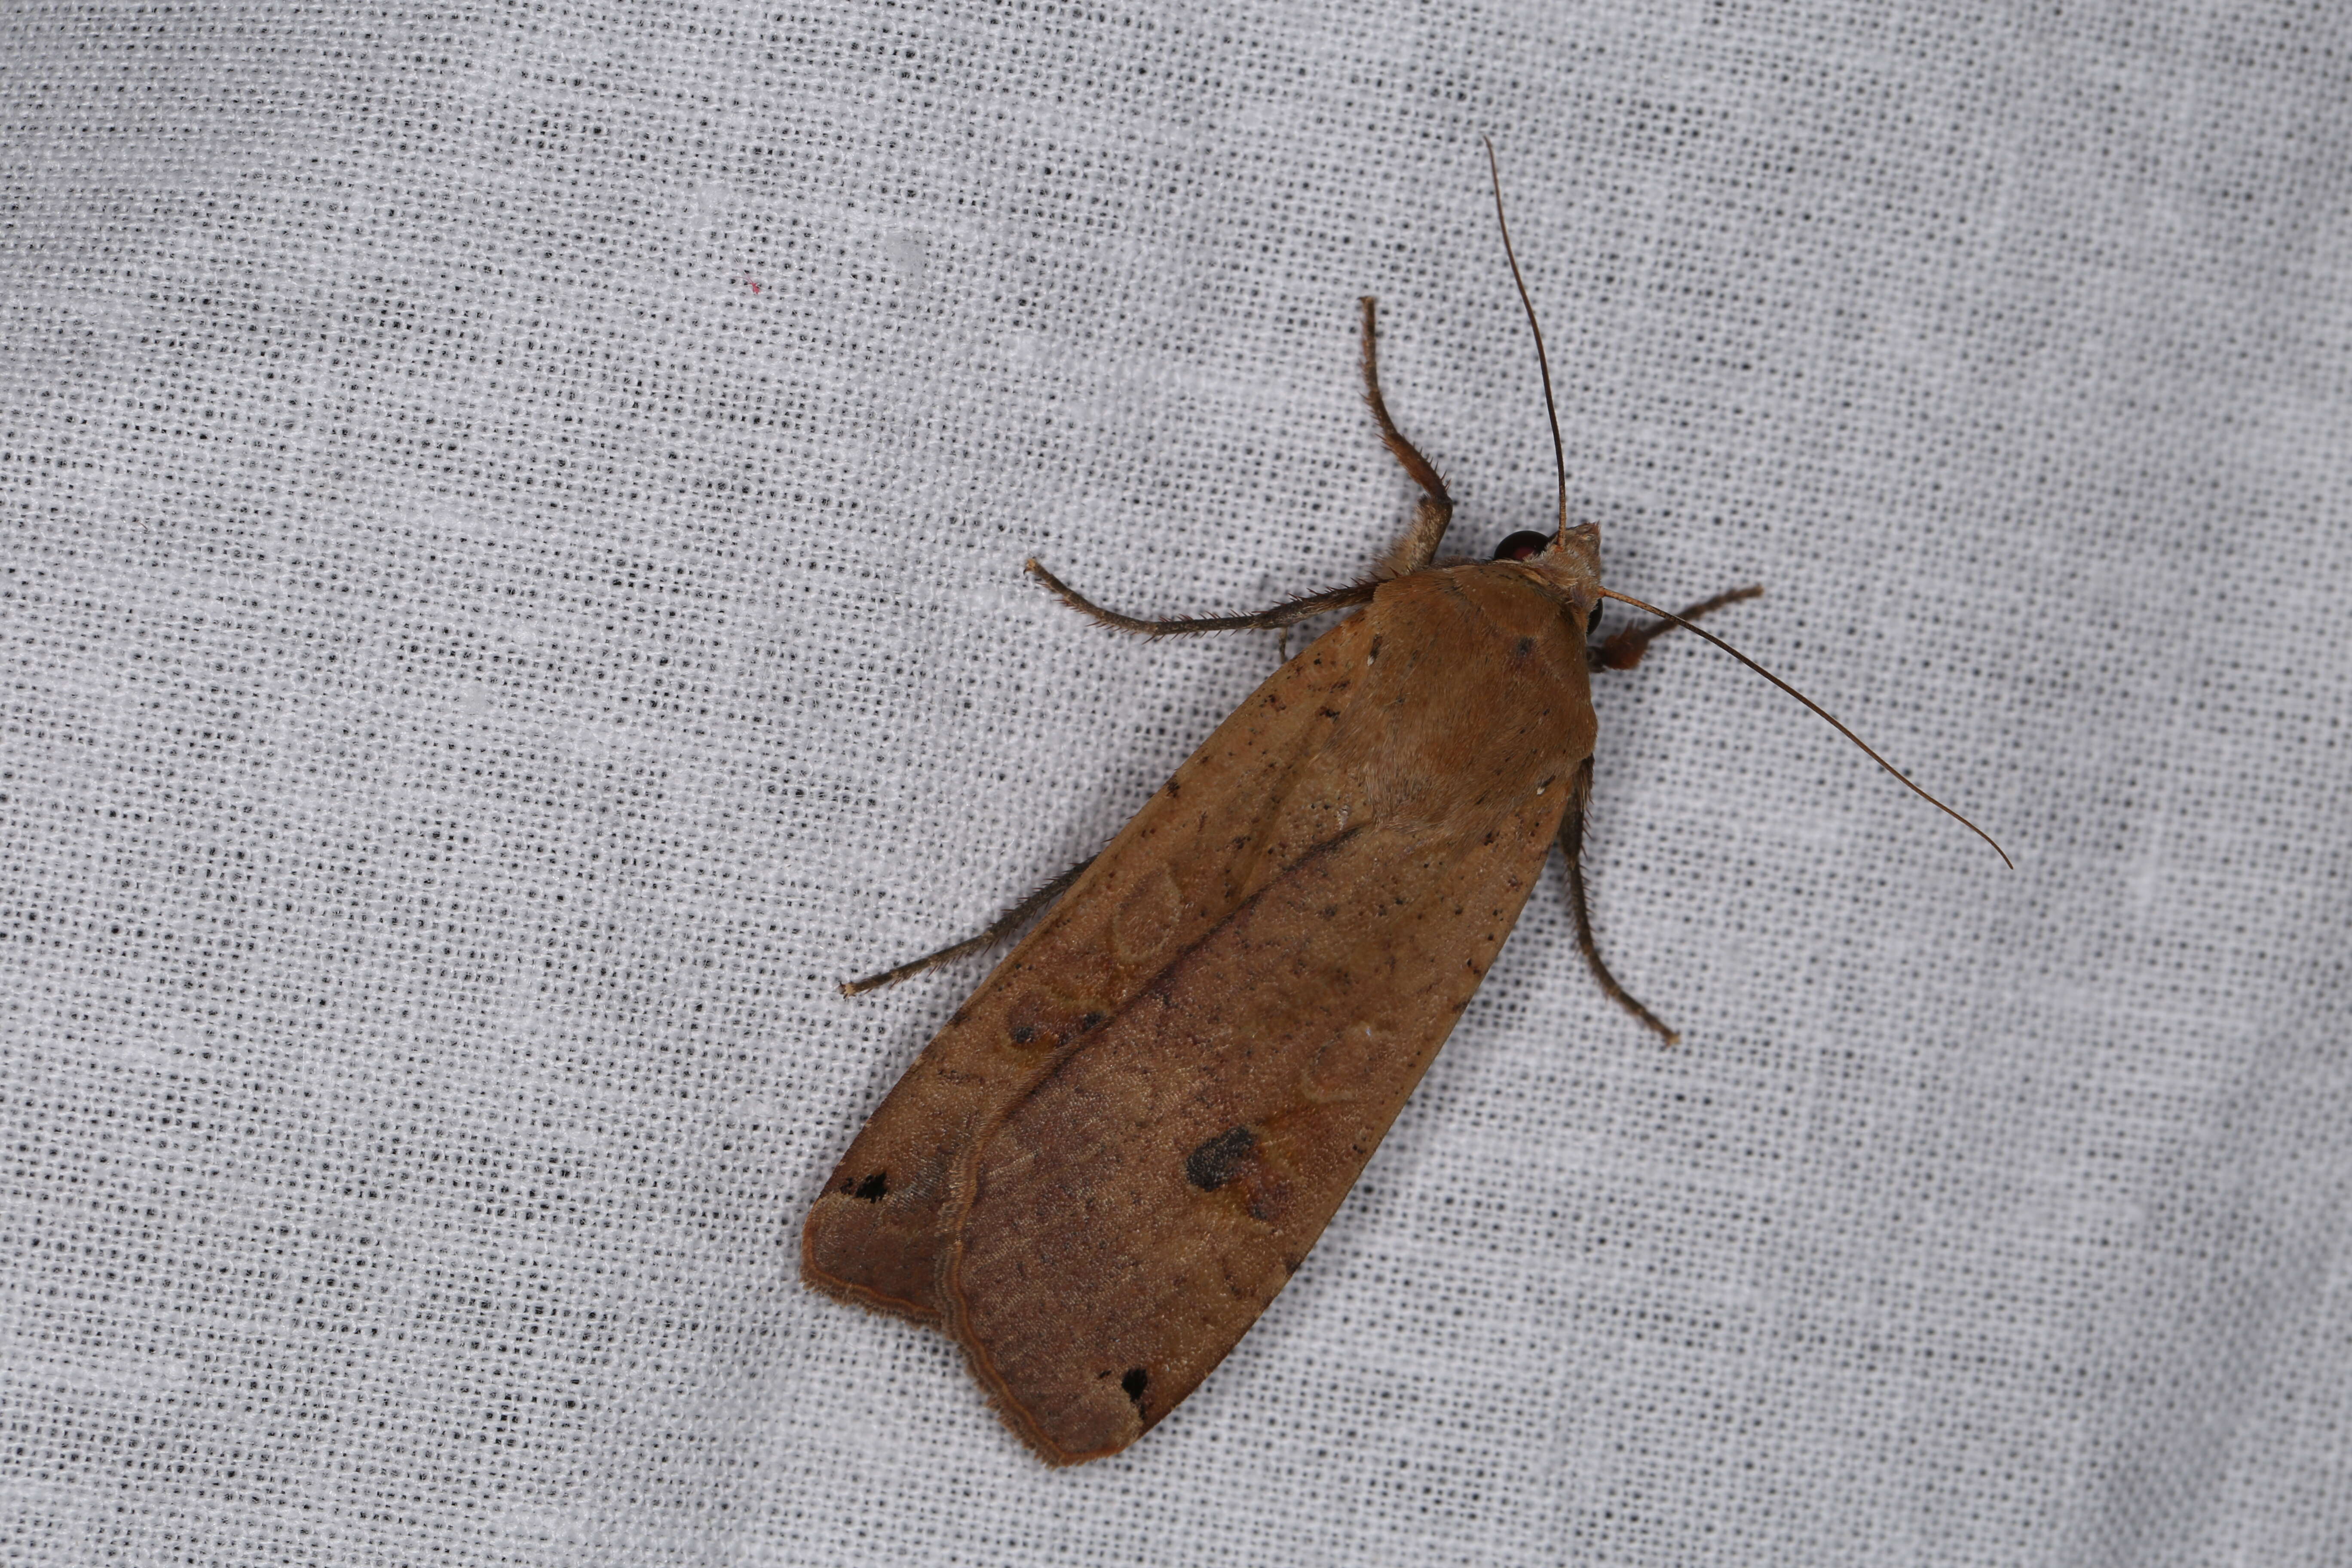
{"left": 1112, "top": 867, "right": 1183, "bottom": 970}
{"left": 1010, "top": 1025, "right": 1036, "bottom": 1044}
{"left": 1185, "top": 1125, "right": 1258, "bottom": 1191}
{"left": 851, "top": 1172, "right": 889, "bottom": 1201}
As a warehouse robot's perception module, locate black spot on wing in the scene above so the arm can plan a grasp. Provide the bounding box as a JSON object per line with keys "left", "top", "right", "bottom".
{"left": 1185, "top": 1125, "right": 1259, "bottom": 1191}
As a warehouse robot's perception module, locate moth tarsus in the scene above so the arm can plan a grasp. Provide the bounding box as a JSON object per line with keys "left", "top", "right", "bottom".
{"left": 839, "top": 855, "right": 1098, "bottom": 995}
{"left": 1594, "top": 584, "right": 1767, "bottom": 672}
{"left": 1024, "top": 557, "right": 1378, "bottom": 640}
{"left": 1557, "top": 756, "right": 1678, "bottom": 1044}
{"left": 1358, "top": 294, "right": 1458, "bottom": 576}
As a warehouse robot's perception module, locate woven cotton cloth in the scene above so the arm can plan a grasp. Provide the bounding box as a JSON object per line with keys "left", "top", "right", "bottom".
{"left": 4, "top": 3, "right": 2347, "bottom": 1564}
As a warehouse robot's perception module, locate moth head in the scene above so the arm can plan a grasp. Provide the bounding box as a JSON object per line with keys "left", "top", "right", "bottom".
{"left": 1490, "top": 521, "right": 1602, "bottom": 622}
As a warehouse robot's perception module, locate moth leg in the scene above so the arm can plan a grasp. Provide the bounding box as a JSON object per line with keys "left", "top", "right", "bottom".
{"left": 1591, "top": 585, "right": 1764, "bottom": 672}
{"left": 1019, "top": 296, "right": 1444, "bottom": 641}
{"left": 1558, "top": 758, "right": 1679, "bottom": 1044}
{"left": 1358, "top": 295, "right": 1455, "bottom": 577}
{"left": 841, "top": 854, "right": 1096, "bottom": 996}
{"left": 1026, "top": 559, "right": 1376, "bottom": 638}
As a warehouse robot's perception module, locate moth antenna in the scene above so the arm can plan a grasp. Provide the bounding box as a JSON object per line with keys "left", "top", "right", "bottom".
{"left": 1483, "top": 135, "right": 1569, "bottom": 545}
{"left": 1599, "top": 587, "right": 2014, "bottom": 869}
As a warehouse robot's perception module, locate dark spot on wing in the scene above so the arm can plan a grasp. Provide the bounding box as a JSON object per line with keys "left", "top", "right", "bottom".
{"left": 852, "top": 1172, "right": 889, "bottom": 1201}
{"left": 1185, "top": 1125, "right": 1259, "bottom": 1191}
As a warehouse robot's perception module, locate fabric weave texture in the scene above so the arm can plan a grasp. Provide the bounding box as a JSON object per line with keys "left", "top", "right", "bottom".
{"left": 3, "top": 3, "right": 2346, "bottom": 1564}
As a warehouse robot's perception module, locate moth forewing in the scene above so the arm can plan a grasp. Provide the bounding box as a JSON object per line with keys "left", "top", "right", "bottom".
{"left": 807, "top": 545, "right": 1606, "bottom": 1463}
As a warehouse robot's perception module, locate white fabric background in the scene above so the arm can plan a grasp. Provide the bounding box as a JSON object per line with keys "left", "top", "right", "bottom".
{"left": 4, "top": 2, "right": 2346, "bottom": 1563}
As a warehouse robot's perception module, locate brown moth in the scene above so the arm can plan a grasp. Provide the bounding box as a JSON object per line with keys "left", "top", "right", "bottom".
{"left": 804, "top": 144, "right": 2003, "bottom": 1465}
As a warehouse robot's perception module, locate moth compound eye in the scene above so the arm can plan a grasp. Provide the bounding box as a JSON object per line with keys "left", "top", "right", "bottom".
{"left": 1587, "top": 601, "right": 1603, "bottom": 636}
{"left": 1492, "top": 530, "right": 1549, "bottom": 562}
